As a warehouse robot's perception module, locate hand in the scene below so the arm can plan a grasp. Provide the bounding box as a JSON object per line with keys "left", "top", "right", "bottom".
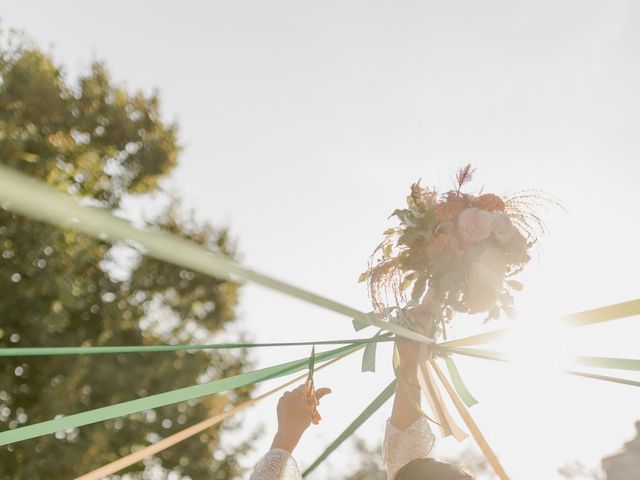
{"left": 270, "top": 383, "right": 332, "bottom": 453}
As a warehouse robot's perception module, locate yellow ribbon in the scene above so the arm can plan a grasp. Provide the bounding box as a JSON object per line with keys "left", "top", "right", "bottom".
{"left": 418, "top": 361, "right": 468, "bottom": 441}
{"left": 431, "top": 359, "right": 509, "bottom": 480}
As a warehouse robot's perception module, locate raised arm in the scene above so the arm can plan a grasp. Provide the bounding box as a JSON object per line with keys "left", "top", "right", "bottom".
{"left": 390, "top": 339, "right": 422, "bottom": 430}
{"left": 384, "top": 338, "right": 435, "bottom": 480}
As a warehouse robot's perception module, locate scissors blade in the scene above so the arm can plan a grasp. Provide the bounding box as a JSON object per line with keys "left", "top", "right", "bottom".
{"left": 306, "top": 346, "right": 318, "bottom": 418}
{"left": 307, "top": 346, "right": 315, "bottom": 384}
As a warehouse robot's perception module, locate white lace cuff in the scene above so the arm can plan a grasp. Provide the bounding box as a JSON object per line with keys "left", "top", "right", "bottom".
{"left": 382, "top": 417, "right": 435, "bottom": 480}
{"left": 249, "top": 448, "right": 302, "bottom": 480}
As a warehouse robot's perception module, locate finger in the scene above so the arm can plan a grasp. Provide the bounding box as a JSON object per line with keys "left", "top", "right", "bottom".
{"left": 314, "top": 387, "right": 332, "bottom": 402}
{"left": 311, "top": 410, "right": 322, "bottom": 425}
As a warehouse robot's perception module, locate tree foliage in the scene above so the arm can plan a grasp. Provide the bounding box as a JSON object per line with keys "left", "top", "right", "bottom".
{"left": 0, "top": 29, "right": 252, "bottom": 479}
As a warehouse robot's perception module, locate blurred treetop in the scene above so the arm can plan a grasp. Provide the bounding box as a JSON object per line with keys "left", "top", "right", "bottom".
{"left": 0, "top": 27, "right": 252, "bottom": 479}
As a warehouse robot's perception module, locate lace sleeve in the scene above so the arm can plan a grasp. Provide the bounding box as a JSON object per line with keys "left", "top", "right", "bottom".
{"left": 249, "top": 448, "right": 303, "bottom": 480}
{"left": 382, "top": 417, "right": 435, "bottom": 480}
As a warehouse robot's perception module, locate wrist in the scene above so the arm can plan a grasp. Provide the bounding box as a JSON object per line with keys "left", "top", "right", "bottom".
{"left": 271, "top": 429, "right": 303, "bottom": 453}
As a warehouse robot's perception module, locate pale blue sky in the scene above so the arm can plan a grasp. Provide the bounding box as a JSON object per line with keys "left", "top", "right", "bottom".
{"left": 3, "top": 2, "right": 640, "bottom": 479}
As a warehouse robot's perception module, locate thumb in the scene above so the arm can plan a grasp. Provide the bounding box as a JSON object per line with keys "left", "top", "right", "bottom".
{"left": 315, "top": 387, "right": 332, "bottom": 402}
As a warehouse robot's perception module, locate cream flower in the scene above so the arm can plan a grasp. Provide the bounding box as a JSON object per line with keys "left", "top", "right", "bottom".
{"left": 466, "top": 246, "right": 508, "bottom": 313}
{"left": 491, "top": 212, "right": 516, "bottom": 242}
{"left": 458, "top": 207, "right": 492, "bottom": 243}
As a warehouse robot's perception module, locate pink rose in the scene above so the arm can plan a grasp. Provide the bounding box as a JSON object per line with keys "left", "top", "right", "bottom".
{"left": 492, "top": 213, "right": 516, "bottom": 242}
{"left": 458, "top": 207, "right": 492, "bottom": 243}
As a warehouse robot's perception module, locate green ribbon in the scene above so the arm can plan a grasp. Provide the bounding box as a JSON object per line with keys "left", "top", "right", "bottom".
{"left": 0, "top": 336, "right": 395, "bottom": 357}
{"left": 0, "top": 165, "right": 432, "bottom": 345}
{"left": 565, "top": 370, "right": 640, "bottom": 388}
{"left": 440, "top": 346, "right": 640, "bottom": 388}
{"left": 0, "top": 343, "right": 362, "bottom": 446}
{"left": 576, "top": 356, "right": 640, "bottom": 372}
{"left": 361, "top": 331, "right": 386, "bottom": 373}
{"left": 302, "top": 379, "right": 397, "bottom": 477}
{"left": 444, "top": 356, "right": 478, "bottom": 408}
{"left": 361, "top": 341, "right": 378, "bottom": 373}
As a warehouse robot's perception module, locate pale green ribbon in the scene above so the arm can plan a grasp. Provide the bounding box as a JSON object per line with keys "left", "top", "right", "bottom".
{"left": 302, "top": 379, "right": 397, "bottom": 477}
{"left": 440, "top": 346, "right": 640, "bottom": 387}
{"left": 0, "top": 165, "right": 432, "bottom": 345}
{"left": 0, "top": 342, "right": 362, "bottom": 446}
{"left": 0, "top": 336, "right": 394, "bottom": 357}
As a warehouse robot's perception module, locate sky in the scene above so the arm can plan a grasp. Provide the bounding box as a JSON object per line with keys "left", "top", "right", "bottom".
{"left": 3, "top": 1, "right": 640, "bottom": 479}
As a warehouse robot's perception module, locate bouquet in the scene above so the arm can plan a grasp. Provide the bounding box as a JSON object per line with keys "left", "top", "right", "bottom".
{"left": 360, "top": 165, "right": 554, "bottom": 338}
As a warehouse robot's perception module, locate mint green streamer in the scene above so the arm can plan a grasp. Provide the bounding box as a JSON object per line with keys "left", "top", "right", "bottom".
{"left": 0, "top": 165, "right": 432, "bottom": 345}
{"left": 302, "top": 379, "right": 397, "bottom": 477}
{"left": 565, "top": 370, "right": 640, "bottom": 388}
{"left": 576, "top": 356, "right": 640, "bottom": 372}
{"left": 361, "top": 341, "right": 378, "bottom": 373}
{"left": 0, "top": 343, "right": 362, "bottom": 446}
{"left": 0, "top": 336, "right": 394, "bottom": 357}
{"left": 444, "top": 356, "right": 478, "bottom": 408}
{"left": 440, "top": 346, "right": 640, "bottom": 388}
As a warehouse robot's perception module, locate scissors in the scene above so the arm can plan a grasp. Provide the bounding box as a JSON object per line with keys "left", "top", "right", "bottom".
{"left": 305, "top": 346, "right": 319, "bottom": 421}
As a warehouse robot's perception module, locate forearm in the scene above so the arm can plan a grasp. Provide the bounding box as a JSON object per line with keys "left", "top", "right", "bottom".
{"left": 390, "top": 360, "right": 422, "bottom": 430}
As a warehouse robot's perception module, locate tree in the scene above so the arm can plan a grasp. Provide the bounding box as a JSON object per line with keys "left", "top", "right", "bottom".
{"left": 343, "top": 438, "right": 386, "bottom": 480}
{"left": 0, "top": 28, "right": 252, "bottom": 479}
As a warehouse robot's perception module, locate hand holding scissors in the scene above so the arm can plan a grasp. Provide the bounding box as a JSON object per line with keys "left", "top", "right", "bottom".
{"left": 271, "top": 347, "right": 331, "bottom": 453}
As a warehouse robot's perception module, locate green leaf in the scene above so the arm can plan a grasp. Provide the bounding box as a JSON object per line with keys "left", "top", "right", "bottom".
{"left": 400, "top": 274, "right": 415, "bottom": 292}
{"left": 382, "top": 243, "right": 392, "bottom": 258}
{"left": 390, "top": 208, "right": 415, "bottom": 226}
{"left": 357, "top": 271, "right": 369, "bottom": 283}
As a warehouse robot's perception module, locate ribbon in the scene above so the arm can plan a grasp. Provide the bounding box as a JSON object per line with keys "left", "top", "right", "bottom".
{"left": 418, "top": 361, "right": 468, "bottom": 441}
{"left": 0, "top": 335, "right": 395, "bottom": 357}
{"left": 443, "top": 356, "right": 478, "bottom": 408}
{"left": 0, "top": 342, "right": 362, "bottom": 446}
{"left": 576, "top": 356, "right": 640, "bottom": 372}
{"left": 436, "top": 298, "right": 640, "bottom": 349}
{"left": 302, "top": 380, "right": 397, "bottom": 477}
{"left": 440, "top": 346, "right": 640, "bottom": 387}
{"left": 439, "top": 329, "right": 508, "bottom": 348}
{"left": 565, "top": 370, "right": 640, "bottom": 388}
{"left": 431, "top": 360, "right": 510, "bottom": 480}
{"left": 563, "top": 299, "right": 640, "bottom": 327}
{"left": 74, "top": 350, "right": 355, "bottom": 480}
{"left": 0, "top": 164, "right": 433, "bottom": 346}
